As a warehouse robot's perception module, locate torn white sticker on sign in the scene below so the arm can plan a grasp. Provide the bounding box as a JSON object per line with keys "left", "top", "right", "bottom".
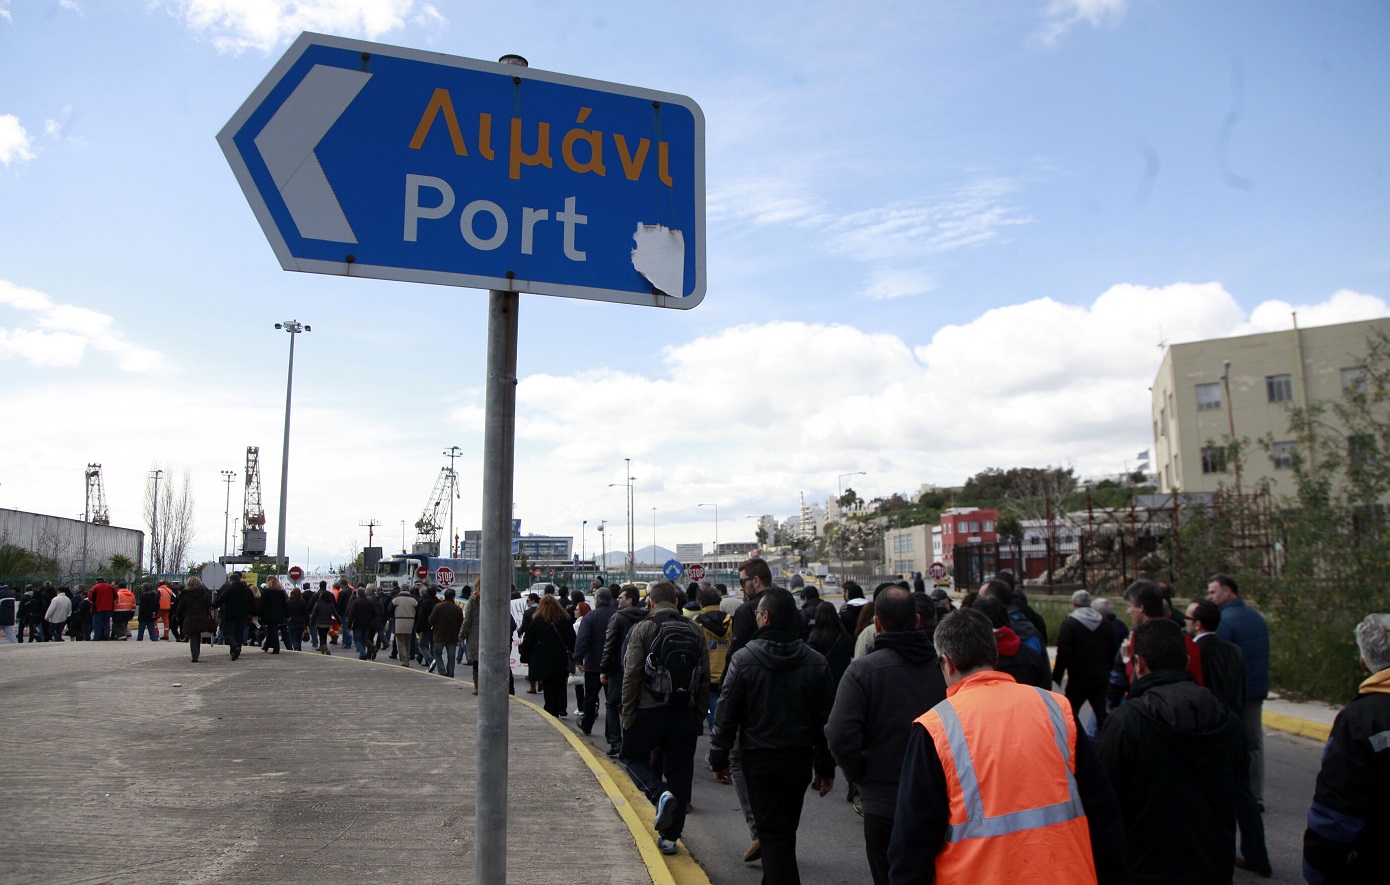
{"left": 631, "top": 224, "right": 685, "bottom": 297}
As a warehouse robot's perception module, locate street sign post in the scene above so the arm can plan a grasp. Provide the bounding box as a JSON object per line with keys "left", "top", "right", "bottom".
{"left": 219, "top": 33, "right": 705, "bottom": 308}
{"left": 662, "top": 559, "right": 682, "bottom": 581}
{"left": 288, "top": 565, "right": 304, "bottom": 582}
{"left": 223, "top": 34, "right": 704, "bottom": 885}
{"left": 687, "top": 563, "right": 706, "bottom": 582}
{"left": 435, "top": 566, "right": 455, "bottom": 587}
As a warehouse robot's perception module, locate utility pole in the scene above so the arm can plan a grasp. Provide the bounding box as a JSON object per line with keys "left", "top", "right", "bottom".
{"left": 699, "top": 503, "right": 719, "bottom": 565}
{"left": 359, "top": 518, "right": 379, "bottom": 547}
{"left": 610, "top": 461, "right": 636, "bottom": 582}
{"left": 220, "top": 470, "right": 236, "bottom": 559}
{"left": 443, "top": 445, "right": 462, "bottom": 557}
{"left": 148, "top": 468, "right": 163, "bottom": 574}
{"left": 651, "top": 507, "right": 657, "bottom": 558}
{"left": 581, "top": 519, "right": 587, "bottom": 563}
{"left": 83, "top": 464, "right": 99, "bottom": 584}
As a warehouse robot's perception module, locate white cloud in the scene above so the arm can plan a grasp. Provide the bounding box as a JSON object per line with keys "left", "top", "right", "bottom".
{"left": 0, "top": 114, "right": 35, "bottom": 166}
{"left": 0, "top": 279, "right": 168, "bottom": 373}
{"left": 58, "top": 0, "right": 83, "bottom": 15}
{"left": 166, "top": 0, "right": 436, "bottom": 53}
{"left": 1036, "top": 0, "right": 1128, "bottom": 45}
{"left": 858, "top": 267, "right": 935, "bottom": 301}
{"left": 0, "top": 1, "right": 10, "bottom": 23}
{"left": 828, "top": 180, "right": 1030, "bottom": 262}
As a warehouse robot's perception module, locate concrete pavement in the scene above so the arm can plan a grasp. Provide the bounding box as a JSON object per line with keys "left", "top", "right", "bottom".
{"left": 0, "top": 639, "right": 662, "bottom": 885}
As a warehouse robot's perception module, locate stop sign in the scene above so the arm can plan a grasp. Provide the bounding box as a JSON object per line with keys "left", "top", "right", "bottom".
{"left": 435, "top": 566, "right": 455, "bottom": 587}
{"left": 288, "top": 565, "right": 304, "bottom": 581}
{"left": 416, "top": 565, "right": 428, "bottom": 581}
{"left": 928, "top": 562, "right": 948, "bottom": 582}
{"left": 688, "top": 563, "right": 706, "bottom": 581}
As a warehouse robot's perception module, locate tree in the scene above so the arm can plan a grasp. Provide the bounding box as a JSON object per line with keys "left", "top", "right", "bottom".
{"left": 144, "top": 466, "right": 196, "bottom": 575}
{"left": 837, "top": 487, "right": 865, "bottom": 512}
{"left": 106, "top": 553, "right": 138, "bottom": 575}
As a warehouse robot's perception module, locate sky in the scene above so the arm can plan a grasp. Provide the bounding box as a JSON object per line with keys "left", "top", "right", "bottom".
{"left": 2, "top": 0, "right": 1388, "bottom": 572}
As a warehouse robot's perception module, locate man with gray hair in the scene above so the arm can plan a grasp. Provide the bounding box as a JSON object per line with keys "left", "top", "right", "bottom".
{"left": 889, "top": 609, "right": 1127, "bottom": 885}
{"left": 574, "top": 586, "right": 617, "bottom": 736}
{"left": 1303, "top": 613, "right": 1390, "bottom": 884}
{"left": 1053, "top": 588, "right": 1119, "bottom": 732}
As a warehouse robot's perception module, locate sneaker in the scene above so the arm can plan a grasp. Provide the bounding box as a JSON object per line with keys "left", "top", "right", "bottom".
{"left": 607, "top": 746, "right": 621, "bottom": 757}
{"left": 654, "top": 790, "right": 677, "bottom": 832}
{"left": 657, "top": 837, "right": 678, "bottom": 856}
{"left": 743, "top": 839, "right": 761, "bottom": 863}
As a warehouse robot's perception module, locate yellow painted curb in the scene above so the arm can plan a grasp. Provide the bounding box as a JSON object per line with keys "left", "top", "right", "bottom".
{"left": 1264, "top": 710, "right": 1331, "bottom": 743}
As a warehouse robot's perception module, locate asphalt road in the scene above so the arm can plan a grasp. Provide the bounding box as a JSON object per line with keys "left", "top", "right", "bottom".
{"left": 570, "top": 703, "right": 1325, "bottom": 884}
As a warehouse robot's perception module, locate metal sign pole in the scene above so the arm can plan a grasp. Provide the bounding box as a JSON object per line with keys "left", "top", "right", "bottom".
{"left": 477, "top": 288, "right": 518, "bottom": 883}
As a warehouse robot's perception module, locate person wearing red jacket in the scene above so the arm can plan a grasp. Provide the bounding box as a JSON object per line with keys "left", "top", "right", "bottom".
{"left": 89, "top": 579, "right": 116, "bottom": 640}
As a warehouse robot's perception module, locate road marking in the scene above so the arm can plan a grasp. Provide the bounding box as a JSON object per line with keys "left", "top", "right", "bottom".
{"left": 1263, "top": 710, "right": 1331, "bottom": 743}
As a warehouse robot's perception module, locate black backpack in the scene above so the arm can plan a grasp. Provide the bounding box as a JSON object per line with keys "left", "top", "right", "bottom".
{"left": 643, "top": 616, "right": 703, "bottom": 705}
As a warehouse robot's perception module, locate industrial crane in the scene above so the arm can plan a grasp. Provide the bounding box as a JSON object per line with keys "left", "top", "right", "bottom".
{"left": 412, "top": 465, "right": 458, "bottom": 557}
{"left": 242, "top": 446, "right": 267, "bottom": 555}
{"left": 85, "top": 463, "right": 110, "bottom": 525}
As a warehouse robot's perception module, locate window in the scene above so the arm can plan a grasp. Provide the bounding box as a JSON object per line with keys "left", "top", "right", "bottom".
{"left": 1195, "top": 382, "right": 1222, "bottom": 411}
{"left": 1159, "top": 406, "right": 1167, "bottom": 436}
{"left": 1165, "top": 465, "right": 1172, "bottom": 488}
{"left": 1342, "top": 367, "right": 1367, "bottom": 394}
{"left": 893, "top": 534, "right": 914, "bottom": 554}
{"left": 957, "top": 522, "right": 968, "bottom": 533}
{"left": 969, "top": 521, "right": 980, "bottom": 533}
{"left": 1349, "top": 434, "right": 1376, "bottom": 466}
{"left": 1266, "top": 374, "right": 1293, "bottom": 403}
{"left": 983, "top": 521, "right": 994, "bottom": 533}
{"left": 1201, "top": 446, "right": 1227, "bottom": 474}
{"left": 1270, "top": 441, "right": 1295, "bottom": 470}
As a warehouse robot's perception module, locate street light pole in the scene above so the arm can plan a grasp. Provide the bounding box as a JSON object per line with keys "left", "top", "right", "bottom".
{"left": 444, "top": 445, "right": 462, "bottom": 557}
{"left": 220, "top": 470, "right": 236, "bottom": 559}
{"left": 610, "top": 463, "right": 635, "bottom": 582}
{"left": 699, "top": 503, "right": 719, "bottom": 565}
{"left": 651, "top": 506, "right": 657, "bottom": 558}
{"left": 148, "top": 468, "right": 163, "bottom": 574}
{"left": 837, "top": 470, "right": 867, "bottom": 580}
{"left": 581, "top": 519, "right": 587, "bottom": 563}
{"left": 274, "top": 319, "right": 310, "bottom": 569}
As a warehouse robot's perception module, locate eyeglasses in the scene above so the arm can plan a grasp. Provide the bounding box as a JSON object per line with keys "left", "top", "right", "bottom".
{"left": 739, "top": 576, "right": 754, "bottom": 586}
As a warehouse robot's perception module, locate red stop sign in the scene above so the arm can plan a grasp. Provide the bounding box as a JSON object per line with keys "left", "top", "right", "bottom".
{"left": 435, "top": 566, "right": 455, "bottom": 587}
{"left": 928, "top": 562, "right": 948, "bottom": 582}
{"left": 416, "top": 565, "right": 428, "bottom": 581}
{"left": 288, "top": 565, "right": 304, "bottom": 581}
{"left": 688, "top": 563, "right": 706, "bottom": 581}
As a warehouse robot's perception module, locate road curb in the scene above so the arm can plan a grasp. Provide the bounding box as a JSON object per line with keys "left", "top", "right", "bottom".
{"left": 1264, "top": 710, "right": 1331, "bottom": 743}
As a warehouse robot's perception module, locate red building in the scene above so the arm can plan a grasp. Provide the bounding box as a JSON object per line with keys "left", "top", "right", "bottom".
{"left": 940, "top": 507, "right": 999, "bottom": 588}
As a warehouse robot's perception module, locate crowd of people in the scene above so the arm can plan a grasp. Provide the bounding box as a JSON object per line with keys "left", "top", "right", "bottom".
{"left": 4, "top": 565, "right": 1386, "bottom": 885}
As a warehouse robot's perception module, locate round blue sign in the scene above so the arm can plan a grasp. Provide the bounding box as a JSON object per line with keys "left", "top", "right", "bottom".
{"left": 662, "top": 559, "right": 683, "bottom": 581}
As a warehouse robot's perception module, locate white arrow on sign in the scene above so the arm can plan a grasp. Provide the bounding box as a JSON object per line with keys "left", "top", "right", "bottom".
{"left": 253, "top": 64, "right": 371, "bottom": 244}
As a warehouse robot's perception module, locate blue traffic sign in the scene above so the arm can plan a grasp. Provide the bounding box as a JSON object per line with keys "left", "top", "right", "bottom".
{"left": 219, "top": 33, "right": 705, "bottom": 309}
{"left": 662, "top": 559, "right": 683, "bottom": 581}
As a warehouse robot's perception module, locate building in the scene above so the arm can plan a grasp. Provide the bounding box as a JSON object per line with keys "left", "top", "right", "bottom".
{"left": 0, "top": 508, "right": 144, "bottom": 579}
{"left": 675, "top": 542, "right": 704, "bottom": 561}
{"left": 1151, "top": 317, "right": 1390, "bottom": 494}
{"left": 461, "top": 531, "right": 572, "bottom": 563}
{"left": 882, "top": 507, "right": 999, "bottom": 584}
{"left": 884, "top": 523, "right": 932, "bottom": 577}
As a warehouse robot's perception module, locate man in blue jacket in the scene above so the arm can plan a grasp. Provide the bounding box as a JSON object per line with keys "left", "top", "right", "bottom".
{"left": 1208, "top": 573, "right": 1270, "bottom": 810}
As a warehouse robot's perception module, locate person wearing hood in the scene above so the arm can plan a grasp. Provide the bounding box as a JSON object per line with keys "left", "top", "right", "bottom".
{"left": 825, "top": 585, "right": 947, "bottom": 885}
{"left": 838, "top": 581, "right": 869, "bottom": 638}
{"left": 1303, "top": 612, "right": 1390, "bottom": 885}
{"left": 1095, "top": 617, "right": 1246, "bottom": 885}
{"left": 173, "top": 577, "right": 217, "bottom": 662}
{"left": 974, "top": 597, "right": 1051, "bottom": 689}
{"left": 1053, "top": 589, "right": 1119, "bottom": 732}
{"left": 708, "top": 585, "right": 835, "bottom": 884}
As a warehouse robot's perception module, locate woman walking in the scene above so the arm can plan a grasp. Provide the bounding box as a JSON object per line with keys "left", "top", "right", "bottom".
{"left": 310, "top": 586, "right": 338, "bottom": 655}
{"left": 518, "top": 594, "right": 576, "bottom": 717}
{"left": 259, "top": 576, "right": 289, "bottom": 654}
{"left": 806, "top": 600, "right": 854, "bottom": 688}
{"left": 285, "top": 586, "right": 308, "bottom": 651}
{"left": 173, "top": 577, "right": 215, "bottom": 663}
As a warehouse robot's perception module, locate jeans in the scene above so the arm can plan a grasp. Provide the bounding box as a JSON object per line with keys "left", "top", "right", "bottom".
{"left": 24, "top": 617, "right": 46, "bottom": 642}
{"left": 418, "top": 633, "right": 436, "bottom": 669}
{"left": 707, "top": 682, "right": 720, "bottom": 732}
{"left": 435, "top": 641, "right": 457, "bottom": 677}
{"left": 580, "top": 671, "right": 603, "bottom": 732}
{"left": 1, "top": 625, "right": 16, "bottom": 643}
{"left": 224, "top": 619, "right": 246, "bottom": 658}
{"left": 137, "top": 619, "right": 159, "bottom": 642}
{"left": 340, "top": 625, "right": 355, "bottom": 651}
{"left": 92, "top": 611, "right": 112, "bottom": 641}
{"left": 1242, "top": 700, "right": 1265, "bottom": 804}
{"left": 743, "top": 746, "right": 814, "bottom": 885}
{"left": 46, "top": 620, "right": 65, "bottom": 641}
{"left": 730, "top": 744, "right": 758, "bottom": 838}
{"left": 619, "top": 706, "right": 700, "bottom": 839}
{"left": 287, "top": 624, "right": 305, "bottom": 651}
{"left": 353, "top": 628, "right": 371, "bottom": 659}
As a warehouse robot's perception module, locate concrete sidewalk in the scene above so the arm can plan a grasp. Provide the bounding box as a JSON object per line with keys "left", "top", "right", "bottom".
{"left": 0, "top": 640, "right": 656, "bottom": 885}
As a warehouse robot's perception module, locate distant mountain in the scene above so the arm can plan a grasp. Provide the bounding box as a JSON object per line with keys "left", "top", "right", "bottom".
{"left": 599, "top": 545, "right": 678, "bottom": 567}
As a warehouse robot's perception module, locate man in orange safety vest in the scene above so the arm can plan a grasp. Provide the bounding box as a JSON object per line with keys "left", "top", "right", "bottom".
{"left": 888, "top": 608, "right": 1129, "bottom": 885}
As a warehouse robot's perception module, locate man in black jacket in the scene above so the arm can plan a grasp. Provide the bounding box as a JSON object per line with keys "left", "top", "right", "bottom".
{"left": 1053, "top": 590, "right": 1118, "bottom": 731}
{"left": 1185, "top": 598, "right": 1269, "bottom": 876}
{"left": 599, "top": 585, "right": 648, "bottom": 757}
{"left": 213, "top": 574, "right": 257, "bottom": 661}
{"left": 708, "top": 587, "right": 835, "bottom": 884}
{"left": 416, "top": 585, "right": 440, "bottom": 671}
{"left": 1095, "top": 617, "right": 1247, "bottom": 885}
{"left": 974, "top": 597, "right": 1051, "bottom": 689}
{"left": 825, "top": 585, "right": 946, "bottom": 885}
{"left": 1303, "top": 612, "right": 1390, "bottom": 885}
{"left": 574, "top": 586, "right": 617, "bottom": 737}
{"left": 722, "top": 557, "right": 775, "bottom": 860}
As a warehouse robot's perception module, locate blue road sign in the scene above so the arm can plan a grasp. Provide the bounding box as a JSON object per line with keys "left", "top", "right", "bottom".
{"left": 662, "top": 559, "right": 683, "bottom": 581}
{"left": 219, "top": 33, "right": 705, "bottom": 309}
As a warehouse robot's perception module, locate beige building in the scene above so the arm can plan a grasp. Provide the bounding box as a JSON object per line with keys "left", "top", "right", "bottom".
{"left": 1151, "top": 316, "right": 1390, "bottom": 494}
{"left": 884, "top": 523, "right": 933, "bottom": 577}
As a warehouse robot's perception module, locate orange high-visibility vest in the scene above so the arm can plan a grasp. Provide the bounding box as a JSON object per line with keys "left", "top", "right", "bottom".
{"left": 114, "top": 587, "right": 137, "bottom": 613}
{"left": 158, "top": 584, "right": 172, "bottom": 610}
{"left": 917, "top": 670, "right": 1096, "bottom": 884}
